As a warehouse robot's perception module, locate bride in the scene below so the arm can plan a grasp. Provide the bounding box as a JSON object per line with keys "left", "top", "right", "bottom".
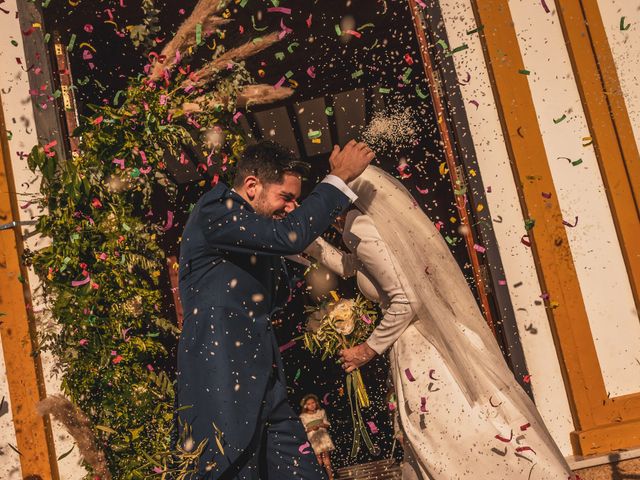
{"left": 304, "top": 165, "right": 574, "bottom": 479}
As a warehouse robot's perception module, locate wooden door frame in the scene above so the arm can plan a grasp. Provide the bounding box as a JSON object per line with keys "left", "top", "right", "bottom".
{"left": 469, "top": 0, "right": 640, "bottom": 456}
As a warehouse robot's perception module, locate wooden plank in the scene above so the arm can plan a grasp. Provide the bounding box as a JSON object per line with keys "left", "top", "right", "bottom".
{"left": 555, "top": 0, "right": 640, "bottom": 327}
{"left": 468, "top": 0, "right": 607, "bottom": 433}
{"left": 0, "top": 96, "right": 59, "bottom": 478}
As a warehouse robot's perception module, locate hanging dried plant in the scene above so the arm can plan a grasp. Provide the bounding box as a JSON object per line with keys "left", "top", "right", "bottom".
{"left": 149, "top": 0, "right": 230, "bottom": 81}
{"left": 37, "top": 395, "right": 112, "bottom": 480}
{"left": 184, "top": 33, "right": 281, "bottom": 88}
{"left": 182, "top": 84, "right": 294, "bottom": 114}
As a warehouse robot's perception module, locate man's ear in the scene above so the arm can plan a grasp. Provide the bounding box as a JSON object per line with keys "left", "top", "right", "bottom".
{"left": 243, "top": 175, "right": 259, "bottom": 200}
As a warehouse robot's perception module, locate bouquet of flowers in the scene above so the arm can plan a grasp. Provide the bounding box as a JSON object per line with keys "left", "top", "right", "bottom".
{"left": 299, "top": 294, "right": 379, "bottom": 457}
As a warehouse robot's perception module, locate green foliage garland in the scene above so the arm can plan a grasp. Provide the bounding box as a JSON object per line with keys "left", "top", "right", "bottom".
{"left": 26, "top": 55, "right": 252, "bottom": 478}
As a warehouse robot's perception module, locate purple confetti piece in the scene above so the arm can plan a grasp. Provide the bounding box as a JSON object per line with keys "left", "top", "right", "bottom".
{"left": 420, "top": 397, "right": 428, "bottom": 412}
{"left": 71, "top": 275, "right": 91, "bottom": 287}
{"left": 540, "top": 0, "right": 550, "bottom": 13}
{"left": 279, "top": 339, "right": 296, "bottom": 353}
{"left": 322, "top": 393, "right": 329, "bottom": 405}
{"left": 161, "top": 211, "right": 174, "bottom": 231}
{"left": 405, "top": 368, "right": 416, "bottom": 382}
{"left": 563, "top": 216, "right": 578, "bottom": 228}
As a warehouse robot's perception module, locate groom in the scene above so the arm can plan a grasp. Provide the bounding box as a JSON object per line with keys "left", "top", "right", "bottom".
{"left": 176, "top": 139, "right": 374, "bottom": 479}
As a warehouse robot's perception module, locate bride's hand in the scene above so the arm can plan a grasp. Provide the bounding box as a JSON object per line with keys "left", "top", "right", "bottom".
{"left": 339, "top": 342, "right": 377, "bottom": 373}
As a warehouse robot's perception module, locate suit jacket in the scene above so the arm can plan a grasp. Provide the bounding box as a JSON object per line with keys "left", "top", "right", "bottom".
{"left": 176, "top": 181, "right": 350, "bottom": 477}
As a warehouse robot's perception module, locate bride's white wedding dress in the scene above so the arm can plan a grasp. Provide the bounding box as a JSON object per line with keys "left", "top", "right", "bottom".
{"left": 305, "top": 166, "right": 573, "bottom": 480}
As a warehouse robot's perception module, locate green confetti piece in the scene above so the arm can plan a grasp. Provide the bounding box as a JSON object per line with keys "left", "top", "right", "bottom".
{"left": 44, "top": 33, "right": 50, "bottom": 43}
{"left": 571, "top": 158, "right": 583, "bottom": 166}
{"left": 524, "top": 218, "right": 536, "bottom": 231}
{"left": 335, "top": 24, "right": 342, "bottom": 36}
{"left": 287, "top": 42, "right": 299, "bottom": 53}
{"left": 352, "top": 69, "right": 363, "bottom": 79}
{"left": 620, "top": 16, "right": 631, "bottom": 31}
{"left": 11, "top": 40, "right": 18, "bottom": 47}
{"left": 378, "top": 87, "right": 391, "bottom": 94}
{"left": 518, "top": 69, "right": 531, "bottom": 75}
{"left": 18, "top": 274, "right": 25, "bottom": 284}
{"left": 553, "top": 114, "right": 566, "bottom": 124}
{"left": 402, "top": 67, "right": 413, "bottom": 83}
{"left": 271, "top": 0, "right": 279, "bottom": 5}
{"left": 466, "top": 25, "right": 484, "bottom": 35}
{"left": 275, "top": 51, "right": 285, "bottom": 60}
{"left": 195, "top": 23, "right": 202, "bottom": 45}
{"left": 251, "top": 15, "right": 268, "bottom": 31}
{"left": 307, "top": 130, "right": 322, "bottom": 139}
{"left": 415, "top": 85, "right": 428, "bottom": 99}
{"left": 52, "top": 89, "right": 61, "bottom": 98}
{"left": 294, "top": 368, "right": 301, "bottom": 382}
{"left": 113, "top": 90, "right": 124, "bottom": 106}
{"left": 436, "top": 39, "right": 449, "bottom": 51}
{"left": 42, "top": 0, "right": 51, "bottom": 7}
{"left": 130, "top": 168, "right": 140, "bottom": 178}
{"left": 445, "top": 236, "right": 456, "bottom": 245}
{"left": 357, "top": 23, "right": 375, "bottom": 31}
{"left": 448, "top": 44, "right": 469, "bottom": 56}
{"left": 240, "top": 0, "right": 248, "bottom": 6}
{"left": 67, "top": 33, "right": 76, "bottom": 52}
{"left": 122, "top": 223, "right": 131, "bottom": 232}
{"left": 6, "top": 130, "right": 12, "bottom": 141}
{"left": 285, "top": 70, "right": 294, "bottom": 78}
{"left": 325, "top": 106, "right": 334, "bottom": 116}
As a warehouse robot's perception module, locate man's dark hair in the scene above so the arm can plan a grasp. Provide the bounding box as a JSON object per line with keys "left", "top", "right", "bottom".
{"left": 233, "top": 140, "right": 310, "bottom": 188}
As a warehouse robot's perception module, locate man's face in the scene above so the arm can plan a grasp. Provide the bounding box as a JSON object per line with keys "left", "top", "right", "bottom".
{"left": 253, "top": 172, "right": 302, "bottom": 219}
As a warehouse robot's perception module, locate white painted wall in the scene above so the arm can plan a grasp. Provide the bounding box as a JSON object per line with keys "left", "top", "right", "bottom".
{"left": 0, "top": 340, "right": 21, "bottom": 479}
{"left": 508, "top": 0, "right": 640, "bottom": 398}
{"left": 597, "top": 0, "right": 640, "bottom": 149}
{"left": 0, "top": 0, "right": 85, "bottom": 477}
{"left": 438, "top": 0, "right": 575, "bottom": 456}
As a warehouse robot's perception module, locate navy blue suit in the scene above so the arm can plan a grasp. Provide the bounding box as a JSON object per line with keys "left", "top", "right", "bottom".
{"left": 176, "top": 181, "right": 350, "bottom": 479}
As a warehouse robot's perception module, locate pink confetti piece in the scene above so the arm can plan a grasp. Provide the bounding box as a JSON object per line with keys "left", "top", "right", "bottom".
{"left": 367, "top": 421, "right": 379, "bottom": 434}
{"left": 416, "top": 186, "right": 429, "bottom": 194}
{"left": 71, "top": 275, "right": 91, "bottom": 287}
{"left": 416, "top": 0, "right": 427, "bottom": 7}
{"left": 473, "top": 244, "right": 486, "bottom": 253}
{"left": 322, "top": 393, "right": 329, "bottom": 405}
{"left": 306, "top": 66, "right": 316, "bottom": 78}
{"left": 520, "top": 422, "right": 531, "bottom": 431}
{"left": 279, "top": 339, "right": 296, "bottom": 353}
{"left": 516, "top": 446, "right": 537, "bottom": 454}
{"left": 139, "top": 166, "right": 152, "bottom": 174}
{"left": 345, "top": 29, "right": 361, "bottom": 38}
{"left": 298, "top": 441, "right": 311, "bottom": 454}
{"left": 541, "top": 192, "right": 552, "bottom": 199}
{"left": 139, "top": 150, "right": 148, "bottom": 164}
{"left": 161, "top": 211, "right": 174, "bottom": 231}
{"left": 360, "top": 314, "right": 371, "bottom": 324}
{"left": 306, "top": 14, "right": 312, "bottom": 28}
{"left": 521, "top": 235, "right": 531, "bottom": 247}
{"left": 98, "top": 252, "right": 108, "bottom": 260}
{"left": 495, "top": 430, "right": 513, "bottom": 443}
{"left": 420, "top": 397, "right": 428, "bottom": 412}
{"left": 563, "top": 216, "right": 578, "bottom": 228}
{"left": 405, "top": 368, "right": 416, "bottom": 382}
{"left": 112, "top": 158, "right": 125, "bottom": 169}
{"left": 147, "top": 364, "right": 154, "bottom": 371}
{"left": 84, "top": 24, "right": 93, "bottom": 33}
{"left": 152, "top": 467, "right": 163, "bottom": 474}
{"left": 79, "top": 339, "right": 89, "bottom": 346}
{"left": 274, "top": 76, "right": 286, "bottom": 88}
{"left": 20, "top": 200, "right": 34, "bottom": 209}
{"left": 388, "top": 402, "right": 396, "bottom": 411}
{"left": 498, "top": 279, "right": 507, "bottom": 286}
{"left": 82, "top": 49, "right": 93, "bottom": 60}
{"left": 233, "top": 111, "right": 243, "bottom": 123}
{"left": 267, "top": 6, "right": 292, "bottom": 14}
{"left": 279, "top": 18, "right": 292, "bottom": 39}
{"left": 469, "top": 99, "right": 480, "bottom": 109}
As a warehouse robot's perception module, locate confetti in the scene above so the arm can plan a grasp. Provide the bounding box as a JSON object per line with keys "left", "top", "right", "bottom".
{"left": 298, "top": 441, "right": 311, "bottom": 454}
{"left": 620, "top": 16, "right": 631, "bottom": 31}
{"left": 161, "top": 211, "right": 174, "bottom": 231}
{"left": 71, "top": 275, "right": 91, "bottom": 287}
{"left": 540, "top": 0, "right": 551, "bottom": 13}
{"left": 420, "top": 397, "right": 427, "bottom": 412}
{"left": 267, "top": 7, "right": 292, "bottom": 14}
{"left": 553, "top": 114, "right": 566, "bottom": 124}
{"left": 367, "top": 421, "right": 378, "bottom": 434}
{"left": 405, "top": 368, "right": 416, "bottom": 382}
{"left": 67, "top": 33, "right": 76, "bottom": 52}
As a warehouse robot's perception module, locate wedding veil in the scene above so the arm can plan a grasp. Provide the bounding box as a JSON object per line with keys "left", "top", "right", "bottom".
{"left": 349, "top": 166, "right": 568, "bottom": 467}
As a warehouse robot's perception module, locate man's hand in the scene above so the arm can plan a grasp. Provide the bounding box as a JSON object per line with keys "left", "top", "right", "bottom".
{"left": 329, "top": 140, "right": 375, "bottom": 184}
{"left": 339, "top": 342, "right": 377, "bottom": 373}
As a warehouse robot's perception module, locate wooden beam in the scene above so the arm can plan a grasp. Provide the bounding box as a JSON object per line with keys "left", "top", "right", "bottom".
{"left": 555, "top": 0, "right": 640, "bottom": 326}
{"left": 470, "top": 0, "right": 640, "bottom": 456}
{"left": 469, "top": 0, "right": 607, "bottom": 432}
{"left": 0, "top": 96, "right": 59, "bottom": 478}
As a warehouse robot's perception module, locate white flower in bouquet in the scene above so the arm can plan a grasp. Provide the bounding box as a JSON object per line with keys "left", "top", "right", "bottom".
{"left": 329, "top": 298, "right": 356, "bottom": 335}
